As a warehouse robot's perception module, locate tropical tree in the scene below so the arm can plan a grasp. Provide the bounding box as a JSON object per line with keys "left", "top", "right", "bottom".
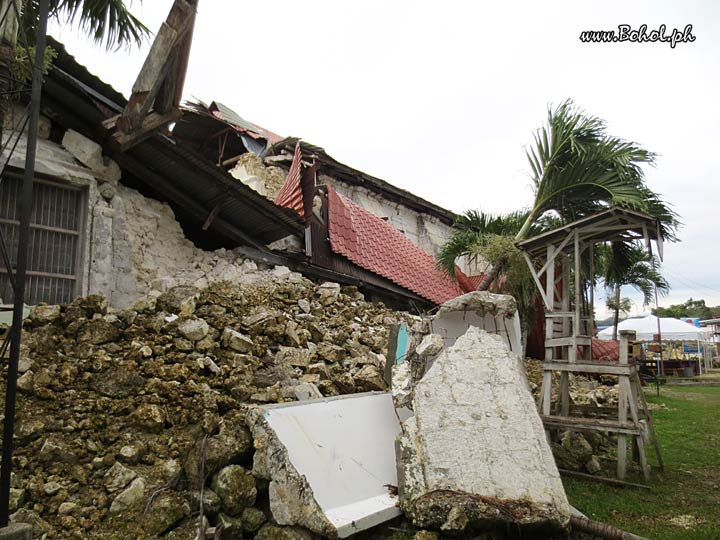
{"left": 599, "top": 242, "right": 669, "bottom": 340}
{"left": 439, "top": 99, "right": 679, "bottom": 292}
{"left": 21, "top": 0, "right": 149, "bottom": 49}
{"left": 436, "top": 209, "right": 540, "bottom": 344}
{"left": 517, "top": 99, "right": 679, "bottom": 242}
{"left": 605, "top": 295, "right": 633, "bottom": 322}
{"left": 437, "top": 100, "right": 679, "bottom": 355}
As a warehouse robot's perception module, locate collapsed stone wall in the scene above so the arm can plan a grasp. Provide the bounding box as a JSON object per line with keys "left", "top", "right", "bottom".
{"left": 55, "top": 129, "right": 276, "bottom": 309}
{"left": 89, "top": 182, "right": 268, "bottom": 308}
{"left": 3, "top": 278, "right": 417, "bottom": 539}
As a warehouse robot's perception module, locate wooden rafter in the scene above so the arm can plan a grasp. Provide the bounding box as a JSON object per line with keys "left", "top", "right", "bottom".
{"left": 104, "top": 0, "right": 199, "bottom": 151}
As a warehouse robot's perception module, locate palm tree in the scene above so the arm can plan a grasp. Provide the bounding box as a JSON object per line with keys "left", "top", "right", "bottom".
{"left": 606, "top": 295, "right": 633, "bottom": 322}
{"left": 599, "top": 242, "right": 669, "bottom": 340}
{"left": 21, "top": 0, "right": 149, "bottom": 49}
{"left": 436, "top": 209, "right": 540, "bottom": 345}
{"left": 517, "top": 99, "right": 679, "bottom": 242}
{"left": 0, "top": 0, "right": 148, "bottom": 142}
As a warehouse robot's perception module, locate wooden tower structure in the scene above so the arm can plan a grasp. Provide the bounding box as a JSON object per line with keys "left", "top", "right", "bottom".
{"left": 517, "top": 207, "right": 664, "bottom": 482}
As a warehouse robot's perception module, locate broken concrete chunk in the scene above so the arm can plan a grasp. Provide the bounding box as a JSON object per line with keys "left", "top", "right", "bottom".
{"left": 397, "top": 327, "right": 570, "bottom": 534}
{"left": 222, "top": 328, "right": 254, "bottom": 353}
{"left": 293, "top": 382, "right": 323, "bottom": 401}
{"left": 177, "top": 318, "right": 210, "bottom": 341}
{"left": 415, "top": 333, "right": 443, "bottom": 360}
{"left": 391, "top": 362, "right": 413, "bottom": 409}
{"left": 432, "top": 291, "right": 523, "bottom": 356}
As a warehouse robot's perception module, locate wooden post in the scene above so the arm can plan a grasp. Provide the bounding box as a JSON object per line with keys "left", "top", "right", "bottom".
{"left": 617, "top": 330, "right": 634, "bottom": 480}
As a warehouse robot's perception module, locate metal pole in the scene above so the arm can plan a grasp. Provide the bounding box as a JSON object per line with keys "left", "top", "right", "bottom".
{"left": 654, "top": 288, "right": 664, "bottom": 378}
{"left": 0, "top": 0, "right": 49, "bottom": 526}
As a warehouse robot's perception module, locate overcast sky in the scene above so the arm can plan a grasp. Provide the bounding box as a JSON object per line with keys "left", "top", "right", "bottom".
{"left": 48, "top": 1, "right": 720, "bottom": 318}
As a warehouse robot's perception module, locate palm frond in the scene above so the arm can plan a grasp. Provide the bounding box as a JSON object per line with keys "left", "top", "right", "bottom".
{"left": 23, "top": 0, "right": 150, "bottom": 49}
{"left": 517, "top": 99, "right": 679, "bottom": 242}
{"left": 599, "top": 241, "right": 669, "bottom": 306}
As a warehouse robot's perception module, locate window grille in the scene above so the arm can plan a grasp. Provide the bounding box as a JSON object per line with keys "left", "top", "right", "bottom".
{"left": 0, "top": 174, "right": 84, "bottom": 305}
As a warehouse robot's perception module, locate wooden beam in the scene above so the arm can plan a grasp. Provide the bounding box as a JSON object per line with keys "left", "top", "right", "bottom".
{"left": 202, "top": 203, "right": 223, "bottom": 231}
{"left": 538, "top": 230, "right": 574, "bottom": 277}
{"left": 117, "top": 0, "right": 197, "bottom": 134}
{"left": 541, "top": 415, "right": 641, "bottom": 435}
{"left": 221, "top": 153, "right": 246, "bottom": 167}
{"left": 155, "top": 0, "right": 197, "bottom": 113}
{"left": 543, "top": 361, "right": 637, "bottom": 376}
{"left": 108, "top": 109, "right": 183, "bottom": 152}
{"left": 559, "top": 469, "right": 650, "bottom": 490}
{"left": 523, "top": 251, "right": 550, "bottom": 310}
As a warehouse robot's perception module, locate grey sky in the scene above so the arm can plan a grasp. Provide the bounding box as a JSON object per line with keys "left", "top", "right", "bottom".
{"left": 48, "top": 1, "right": 720, "bottom": 317}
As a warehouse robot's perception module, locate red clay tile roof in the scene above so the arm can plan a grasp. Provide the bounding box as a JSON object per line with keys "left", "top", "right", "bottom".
{"left": 274, "top": 143, "right": 305, "bottom": 220}
{"left": 326, "top": 186, "right": 465, "bottom": 304}
{"left": 591, "top": 339, "right": 620, "bottom": 362}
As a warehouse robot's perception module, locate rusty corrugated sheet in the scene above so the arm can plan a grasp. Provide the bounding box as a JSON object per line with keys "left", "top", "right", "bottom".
{"left": 209, "top": 101, "right": 284, "bottom": 145}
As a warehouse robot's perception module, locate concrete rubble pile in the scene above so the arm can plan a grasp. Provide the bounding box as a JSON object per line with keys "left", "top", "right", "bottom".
{"left": 524, "top": 360, "right": 619, "bottom": 475}
{"left": 0, "top": 275, "right": 419, "bottom": 540}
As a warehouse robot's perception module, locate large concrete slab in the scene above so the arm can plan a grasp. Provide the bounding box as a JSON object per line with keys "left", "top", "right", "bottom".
{"left": 396, "top": 327, "right": 570, "bottom": 535}
{"left": 250, "top": 392, "right": 408, "bottom": 538}
{"left": 431, "top": 291, "right": 522, "bottom": 357}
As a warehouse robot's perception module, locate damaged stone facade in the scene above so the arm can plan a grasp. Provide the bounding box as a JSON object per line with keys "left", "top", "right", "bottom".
{"left": 2, "top": 108, "right": 273, "bottom": 309}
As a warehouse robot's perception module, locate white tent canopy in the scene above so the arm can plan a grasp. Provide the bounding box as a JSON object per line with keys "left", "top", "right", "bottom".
{"left": 597, "top": 315, "right": 712, "bottom": 342}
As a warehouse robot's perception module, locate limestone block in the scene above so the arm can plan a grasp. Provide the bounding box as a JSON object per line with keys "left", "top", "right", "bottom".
{"left": 222, "top": 328, "right": 254, "bottom": 353}
{"left": 109, "top": 477, "right": 146, "bottom": 513}
{"left": 397, "top": 327, "right": 570, "bottom": 534}
{"left": 28, "top": 304, "right": 61, "bottom": 325}
{"left": 293, "top": 382, "right": 322, "bottom": 401}
{"left": 62, "top": 129, "right": 105, "bottom": 172}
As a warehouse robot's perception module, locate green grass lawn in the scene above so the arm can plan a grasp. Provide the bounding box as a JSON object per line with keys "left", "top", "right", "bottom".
{"left": 564, "top": 385, "right": 720, "bottom": 540}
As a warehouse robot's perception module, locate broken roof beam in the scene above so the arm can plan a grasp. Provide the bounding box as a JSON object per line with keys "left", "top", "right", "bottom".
{"left": 109, "top": 0, "right": 198, "bottom": 149}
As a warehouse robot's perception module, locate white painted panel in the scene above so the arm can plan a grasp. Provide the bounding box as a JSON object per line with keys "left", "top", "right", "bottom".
{"left": 262, "top": 392, "right": 402, "bottom": 537}
{"left": 432, "top": 311, "right": 522, "bottom": 356}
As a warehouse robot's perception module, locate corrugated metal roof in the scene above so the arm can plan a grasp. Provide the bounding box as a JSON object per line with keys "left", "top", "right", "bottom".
{"left": 209, "top": 101, "right": 284, "bottom": 145}
{"left": 326, "top": 186, "right": 464, "bottom": 305}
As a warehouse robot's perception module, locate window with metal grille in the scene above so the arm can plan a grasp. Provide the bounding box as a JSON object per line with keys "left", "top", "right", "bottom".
{"left": 0, "top": 174, "right": 85, "bottom": 305}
